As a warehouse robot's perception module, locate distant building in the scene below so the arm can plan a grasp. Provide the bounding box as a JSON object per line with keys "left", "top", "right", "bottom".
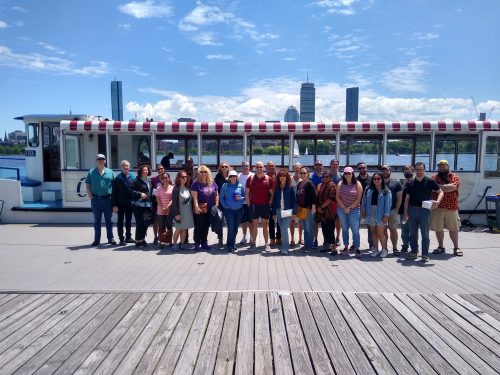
{"left": 7, "top": 130, "right": 26, "bottom": 144}
{"left": 111, "top": 80, "right": 123, "bottom": 121}
{"left": 284, "top": 106, "right": 300, "bottom": 122}
{"left": 346, "top": 87, "right": 359, "bottom": 121}
{"left": 300, "top": 80, "right": 315, "bottom": 122}
{"left": 177, "top": 117, "right": 196, "bottom": 122}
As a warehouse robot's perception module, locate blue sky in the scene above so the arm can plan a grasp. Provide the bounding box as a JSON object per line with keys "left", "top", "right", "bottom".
{"left": 0, "top": 0, "right": 499, "bottom": 134}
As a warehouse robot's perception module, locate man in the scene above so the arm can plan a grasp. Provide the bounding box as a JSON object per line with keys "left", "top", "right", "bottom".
{"left": 403, "top": 162, "right": 444, "bottom": 262}
{"left": 399, "top": 165, "right": 415, "bottom": 253}
{"left": 151, "top": 164, "right": 165, "bottom": 245}
{"left": 266, "top": 160, "right": 281, "bottom": 247}
{"left": 329, "top": 159, "right": 342, "bottom": 245}
{"left": 357, "top": 161, "right": 372, "bottom": 250}
{"left": 381, "top": 165, "right": 403, "bottom": 255}
{"left": 238, "top": 161, "right": 254, "bottom": 244}
{"left": 86, "top": 154, "right": 116, "bottom": 246}
{"left": 430, "top": 160, "right": 463, "bottom": 256}
{"left": 290, "top": 162, "right": 303, "bottom": 246}
{"left": 245, "top": 161, "right": 274, "bottom": 251}
{"left": 112, "top": 160, "right": 135, "bottom": 246}
{"left": 160, "top": 152, "right": 174, "bottom": 169}
{"left": 310, "top": 160, "right": 324, "bottom": 248}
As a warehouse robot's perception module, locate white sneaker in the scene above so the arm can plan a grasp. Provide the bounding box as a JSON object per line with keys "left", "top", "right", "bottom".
{"left": 371, "top": 249, "right": 380, "bottom": 257}
{"left": 379, "top": 249, "right": 388, "bottom": 258}
{"left": 264, "top": 244, "right": 271, "bottom": 252}
{"left": 240, "top": 236, "right": 248, "bottom": 245}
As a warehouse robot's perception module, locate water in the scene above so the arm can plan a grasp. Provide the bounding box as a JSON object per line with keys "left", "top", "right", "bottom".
{"left": 0, "top": 156, "right": 26, "bottom": 179}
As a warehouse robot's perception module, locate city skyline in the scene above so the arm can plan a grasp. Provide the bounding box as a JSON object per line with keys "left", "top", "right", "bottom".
{"left": 0, "top": 0, "right": 499, "bottom": 134}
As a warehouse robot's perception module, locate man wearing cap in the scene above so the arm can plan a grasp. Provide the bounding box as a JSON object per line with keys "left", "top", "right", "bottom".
{"left": 86, "top": 154, "right": 116, "bottom": 246}
{"left": 430, "top": 160, "right": 463, "bottom": 256}
{"left": 238, "top": 161, "right": 254, "bottom": 244}
{"left": 310, "top": 161, "right": 324, "bottom": 248}
{"left": 357, "top": 161, "right": 372, "bottom": 250}
{"left": 381, "top": 165, "right": 403, "bottom": 255}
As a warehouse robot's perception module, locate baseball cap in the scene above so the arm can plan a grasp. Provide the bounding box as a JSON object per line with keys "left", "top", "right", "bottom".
{"left": 228, "top": 170, "right": 238, "bottom": 177}
{"left": 437, "top": 159, "right": 449, "bottom": 166}
{"left": 314, "top": 160, "right": 323, "bottom": 165}
{"left": 381, "top": 165, "right": 391, "bottom": 170}
{"left": 96, "top": 154, "right": 106, "bottom": 160}
{"left": 343, "top": 166, "right": 354, "bottom": 173}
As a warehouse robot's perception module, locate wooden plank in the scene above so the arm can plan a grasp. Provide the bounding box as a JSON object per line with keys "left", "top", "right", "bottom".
{"left": 213, "top": 292, "right": 242, "bottom": 375}
{"left": 280, "top": 294, "right": 314, "bottom": 375}
{"left": 133, "top": 293, "right": 191, "bottom": 375}
{"left": 357, "top": 293, "right": 439, "bottom": 375}
{"left": 0, "top": 294, "right": 46, "bottom": 326}
{"left": 479, "top": 294, "right": 500, "bottom": 312}
{"left": 316, "top": 293, "right": 375, "bottom": 374}
{"left": 388, "top": 293, "right": 482, "bottom": 375}
{"left": 253, "top": 292, "right": 273, "bottom": 375}
{"left": 305, "top": 293, "right": 359, "bottom": 374}
{"left": 369, "top": 294, "right": 458, "bottom": 375}
{"left": 0, "top": 294, "right": 104, "bottom": 375}
{"left": 234, "top": 292, "right": 254, "bottom": 375}
{"left": 172, "top": 293, "right": 216, "bottom": 375}
{"left": 343, "top": 293, "right": 418, "bottom": 375}
{"left": 446, "top": 294, "right": 500, "bottom": 333}
{"left": 39, "top": 293, "right": 141, "bottom": 375}
{"left": 11, "top": 293, "right": 124, "bottom": 375}
{"left": 408, "top": 294, "right": 500, "bottom": 372}
{"left": 73, "top": 293, "right": 155, "bottom": 374}
{"left": 267, "top": 292, "right": 294, "bottom": 375}
{"left": 331, "top": 293, "right": 397, "bottom": 375}
{"left": 192, "top": 292, "right": 229, "bottom": 375}
{"left": 0, "top": 294, "right": 38, "bottom": 317}
{"left": 0, "top": 294, "right": 19, "bottom": 308}
{"left": 433, "top": 294, "right": 500, "bottom": 344}
{"left": 460, "top": 294, "right": 500, "bottom": 321}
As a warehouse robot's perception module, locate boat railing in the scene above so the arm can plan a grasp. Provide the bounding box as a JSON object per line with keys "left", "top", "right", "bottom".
{"left": 0, "top": 166, "right": 21, "bottom": 181}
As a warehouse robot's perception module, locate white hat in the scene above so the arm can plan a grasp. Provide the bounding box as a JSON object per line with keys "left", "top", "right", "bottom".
{"left": 96, "top": 154, "right": 106, "bottom": 159}
{"left": 228, "top": 170, "right": 238, "bottom": 177}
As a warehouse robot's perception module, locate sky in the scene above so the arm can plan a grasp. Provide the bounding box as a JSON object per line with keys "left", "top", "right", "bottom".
{"left": 0, "top": 0, "right": 499, "bottom": 134}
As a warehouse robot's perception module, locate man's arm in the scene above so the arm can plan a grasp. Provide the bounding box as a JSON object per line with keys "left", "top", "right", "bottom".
{"left": 86, "top": 183, "right": 92, "bottom": 199}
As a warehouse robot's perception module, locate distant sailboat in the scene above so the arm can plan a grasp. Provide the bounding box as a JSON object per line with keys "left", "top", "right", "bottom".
{"left": 293, "top": 140, "right": 300, "bottom": 158}
{"left": 305, "top": 147, "right": 309, "bottom": 156}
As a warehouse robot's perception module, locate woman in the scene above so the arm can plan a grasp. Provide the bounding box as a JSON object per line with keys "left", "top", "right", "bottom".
{"left": 170, "top": 171, "right": 194, "bottom": 250}
{"left": 154, "top": 172, "right": 174, "bottom": 248}
{"left": 131, "top": 164, "right": 153, "bottom": 247}
{"left": 191, "top": 165, "right": 219, "bottom": 250}
{"left": 296, "top": 167, "right": 317, "bottom": 252}
{"left": 290, "top": 162, "right": 303, "bottom": 246}
{"left": 272, "top": 168, "right": 296, "bottom": 255}
{"left": 151, "top": 164, "right": 165, "bottom": 245}
{"left": 214, "top": 162, "right": 230, "bottom": 247}
{"left": 316, "top": 171, "right": 337, "bottom": 255}
{"left": 361, "top": 172, "right": 392, "bottom": 258}
{"left": 336, "top": 166, "right": 363, "bottom": 257}
{"left": 220, "top": 170, "right": 245, "bottom": 252}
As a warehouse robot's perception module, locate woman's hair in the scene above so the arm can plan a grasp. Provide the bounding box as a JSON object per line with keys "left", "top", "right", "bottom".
{"left": 217, "top": 161, "right": 231, "bottom": 175}
{"left": 341, "top": 171, "right": 358, "bottom": 184}
{"left": 174, "top": 170, "right": 189, "bottom": 187}
{"left": 196, "top": 165, "right": 213, "bottom": 185}
{"left": 137, "top": 164, "right": 152, "bottom": 177}
{"left": 369, "top": 172, "right": 388, "bottom": 192}
{"left": 300, "top": 166, "right": 310, "bottom": 179}
{"left": 161, "top": 172, "right": 172, "bottom": 186}
{"left": 274, "top": 168, "right": 292, "bottom": 191}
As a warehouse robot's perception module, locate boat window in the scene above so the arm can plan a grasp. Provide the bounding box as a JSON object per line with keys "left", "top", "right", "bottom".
{"left": 485, "top": 137, "right": 500, "bottom": 176}
{"left": 435, "top": 135, "right": 478, "bottom": 171}
{"left": 156, "top": 137, "right": 185, "bottom": 169}
{"left": 340, "top": 135, "right": 383, "bottom": 167}
{"left": 386, "top": 137, "right": 413, "bottom": 167}
{"left": 248, "top": 136, "right": 288, "bottom": 167}
{"left": 293, "top": 138, "right": 313, "bottom": 167}
{"left": 202, "top": 139, "right": 218, "bottom": 166}
{"left": 137, "top": 137, "right": 151, "bottom": 166}
{"left": 219, "top": 137, "right": 243, "bottom": 168}
{"left": 415, "top": 136, "right": 430, "bottom": 168}
{"left": 27, "top": 123, "right": 39, "bottom": 147}
{"left": 187, "top": 139, "right": 198, "bottom": 165}
{"left": 64, "top": 134, "right": 80, "bottom": 169}
{"left": 457, "top": 138, "right": 478, "bottom": 171}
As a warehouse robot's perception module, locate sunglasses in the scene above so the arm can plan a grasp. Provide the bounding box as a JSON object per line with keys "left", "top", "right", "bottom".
{"left": 161, "top": 177, "right": 169, "bottom": 180}
{"left": 372, "top": 177, "right": 382, "bottom": 181}
{"left": 221, "top": 165, "right": 228, "bottom": 168}
{"left": 344, "top": 172, "right": 352, "bottom": 175}
{"left": 256, "top": 166, "right": 264, "bottom": 169}
{"left": 199, "top": 171, "right": 208, "bottom": 174}
{"left": 180, "top": 176, "right": 187, "bottom": 179}
{"left": 242, "top": 165, "right": 250, "bottom": 168}
{"left": 279, "top": 174, "right": 287, "bottom": 177}
{"left": 299, "top": 172, "right": 307, "bottom": 175}
{"left": 358, "top": 167, "right": 366, "bottom": 170}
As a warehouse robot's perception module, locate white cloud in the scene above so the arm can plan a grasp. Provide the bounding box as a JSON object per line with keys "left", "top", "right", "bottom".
{"left": 123, "top": 65, "right": 149, "bottom": 77}
{"left": 12, "top": 6, "right": 27, "bottom": 12}
{"left": 326, "top": 32, "right": 369, "bottom": 59}
{"left": 382, "top": 59, "right": 429, "bottom": 93}
{"left": 411, "top": 32, "right": 439, "bottom": 40}
{"left": 0, "top": 21, "right": 7, "bottom": 29}
{"left": 118, "top": 23, "right": 132, "bottom": 29}
{"left": 38, "top": 42, "right": 66, "bottom": 55}
{"left": 179, "top": 3, "right": 278, "bottom": 46}
{"left": 13, "top": 21, "right": 25, "bottom": 27}
{"left": 206, "top": 54, "right": 233, "bottom": 60}
{"left": 0, "top": 45, "right": 109, "bottom": 76}
{"left": 119, "top": 0, "right": 173, "bottom": 19}
{"left": 312, "top": 0, "right": 358, "bottom": 15}
{"left": 283, "top": 57, "right": 296, "bottom": 61}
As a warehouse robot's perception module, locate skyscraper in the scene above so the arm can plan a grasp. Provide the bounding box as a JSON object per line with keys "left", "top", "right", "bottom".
{"left": 300, "top": 79, "right": 315, "bottom": 122}
{"left": 111, "top": 80, "right": 123, "bottom": 121}
{"left": 284, "top": 106, "right": 300, "bottom": 122}
{"left": 346, "top": 87, "right": 359, "bottom": 121}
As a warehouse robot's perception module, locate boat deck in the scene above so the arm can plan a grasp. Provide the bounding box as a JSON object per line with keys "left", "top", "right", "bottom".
{"left": 0, "top": 224, "right": 499, "bottom": 373}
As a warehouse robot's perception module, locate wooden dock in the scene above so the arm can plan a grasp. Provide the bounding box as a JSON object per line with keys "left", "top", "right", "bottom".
{"left": 0, "top": 224, "right": 499, "bottom": 373}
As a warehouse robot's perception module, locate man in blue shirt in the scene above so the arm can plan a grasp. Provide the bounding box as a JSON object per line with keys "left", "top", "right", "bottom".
{"left": 86, "top": 154, "right": 116, "bottom": 246}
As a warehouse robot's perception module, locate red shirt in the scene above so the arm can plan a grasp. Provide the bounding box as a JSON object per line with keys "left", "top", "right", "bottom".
{"left": 246, "top": 174, "right": 274, "bottom": 205}
{"left": 432, "top": 173, "right": 460, "bottom": 210}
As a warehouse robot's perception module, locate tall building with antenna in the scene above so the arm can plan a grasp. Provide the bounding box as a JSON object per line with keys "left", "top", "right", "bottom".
{"left": 300, "top": 75, "right": 315, "bottom": 122}
{"left": 111, "top": 80, "right": 123, "bottom": 121}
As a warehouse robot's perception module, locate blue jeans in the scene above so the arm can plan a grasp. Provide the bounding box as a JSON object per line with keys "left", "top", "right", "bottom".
{"left": 400, "top": 214, "right": 410, "bottom": 250}
{"left": 409, "top": 206, "right": 430, "bottom": 256}
{"left": 337, "top": 207, "right": 361, "bottom": 249}
{"left": 276, "top": 211, "right": 292, "bottom": 254}
{"left": 224, "top": 207, "right": 244, "bottom": 250}
{"left": 300, "top": 209, "right": 315, "bottom": 249}
{"left": 91, "top": 197, "right": 113, "bottom": 242}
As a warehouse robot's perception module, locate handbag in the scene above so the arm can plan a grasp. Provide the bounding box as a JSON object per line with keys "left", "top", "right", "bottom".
{"left": 280, "top": 208, "right": 293, "bottom": 218}
{"left": 296, "top": 206, "right": 309, "bottom": 220}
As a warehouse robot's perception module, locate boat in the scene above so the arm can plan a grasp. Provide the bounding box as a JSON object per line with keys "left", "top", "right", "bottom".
{"left": 293, "top": 140, "right": 300, "bottom": 158}
{"left": 305, "top": 147, "right": 308, "bottom": 156}
{"left": 1, "top": 116, "right": 500, "bottom": 224}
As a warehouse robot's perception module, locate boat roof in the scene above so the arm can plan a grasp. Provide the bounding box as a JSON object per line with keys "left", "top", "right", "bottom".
{"left": 14, "top": 114, "right": 90, "bottom": 121}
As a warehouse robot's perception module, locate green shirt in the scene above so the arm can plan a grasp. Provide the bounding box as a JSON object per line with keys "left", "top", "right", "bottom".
{"left": 85, "top": 167, "right": 115, "bottom": 196}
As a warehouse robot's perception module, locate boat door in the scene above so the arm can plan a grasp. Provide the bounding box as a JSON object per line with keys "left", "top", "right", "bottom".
{"left": 64, "top": 134, "right": 81, "bottom": 169}
{"left": 42, "top": 122, "right": 61, "bottom": 181}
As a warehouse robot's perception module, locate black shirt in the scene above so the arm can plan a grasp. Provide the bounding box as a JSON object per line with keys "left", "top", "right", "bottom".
{"left": 358, "top": 174, "right": 371, "bottom": 191}
{"left": 399, "top": 179, "right": 413, "bottom": 214}
{"left": 405, "top": 177, "right": 440, "bottom": 207}
{"left": 386, "top": 178, "right": 402, "bottom": 210}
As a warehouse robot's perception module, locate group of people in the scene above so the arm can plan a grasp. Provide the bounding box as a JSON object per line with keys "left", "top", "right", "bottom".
{"left": 85, "top": 154, "right": 463, "bottom": 262}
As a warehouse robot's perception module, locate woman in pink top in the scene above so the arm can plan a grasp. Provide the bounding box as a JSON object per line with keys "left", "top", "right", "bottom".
{"left": 154, "top": 172, "right": 174, "bottom": 248}
{"left": 336, "top": 166, "right": 363, "bottom": 257}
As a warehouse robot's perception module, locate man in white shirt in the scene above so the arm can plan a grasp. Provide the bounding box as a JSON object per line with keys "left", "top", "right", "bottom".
{"left": 238, "top": 161, "right": 254, "bottom": 244}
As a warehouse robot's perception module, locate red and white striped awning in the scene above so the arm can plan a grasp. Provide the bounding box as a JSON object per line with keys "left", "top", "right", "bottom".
{"left": 60, "top": 120, "right": 500, "bottom": 134}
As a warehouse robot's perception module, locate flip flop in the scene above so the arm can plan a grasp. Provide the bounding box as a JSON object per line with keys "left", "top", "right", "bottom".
{"left": 432, "top": 246, "right": 446, "bottom": 254}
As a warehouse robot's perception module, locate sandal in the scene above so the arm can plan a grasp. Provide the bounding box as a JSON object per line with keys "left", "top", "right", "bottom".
{"left": 432, "top": 246, "right": 446, "bottom": 254}
{"left": 290, "top": 240, "right": 296, "bottom": 247}
{"left": 299, "top": 239, "right": 304, "bottom": 245}
{"left": 453, "top": 248, "right": 463, "bottom": 256}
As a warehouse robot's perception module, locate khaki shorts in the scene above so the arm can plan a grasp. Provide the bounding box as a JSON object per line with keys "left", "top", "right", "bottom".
{"left": 430, "top": 208, "right": 460, "bottom": 232}
{"left": 387, "top": 208, "right": 399, "bottom": 229}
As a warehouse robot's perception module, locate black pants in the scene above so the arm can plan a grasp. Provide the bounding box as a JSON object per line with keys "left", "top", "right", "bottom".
{"left": 158, "top": 214, "right": 173, "bottom": 232}
{"left": 269, "top": 212, "right": 282, "bottom": 240}
{"left": 193, "top": 212, "right": 211, "bottom": 244}
{"left": 321, "top": 218, "right": 335, "bottom": 245}
{"left": 116, "top": 204, "right": 133, "bottom": 241}
{"left": 133, "top": 206, "right": 151, "bottom": 241}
